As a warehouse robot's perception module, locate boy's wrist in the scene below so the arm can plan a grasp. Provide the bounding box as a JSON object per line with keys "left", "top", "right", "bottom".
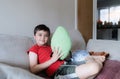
{"left": 49, "top": 58, "right": 55, "bottom": 64}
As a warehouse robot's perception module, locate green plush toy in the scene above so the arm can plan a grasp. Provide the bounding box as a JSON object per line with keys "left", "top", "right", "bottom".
{"left": 51, "top": 26, "right": 72, "bottom": 60}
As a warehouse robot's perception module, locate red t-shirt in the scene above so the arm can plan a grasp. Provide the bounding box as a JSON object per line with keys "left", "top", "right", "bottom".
{"left": 28, "top": 44, "right": 64, "bottom": 76}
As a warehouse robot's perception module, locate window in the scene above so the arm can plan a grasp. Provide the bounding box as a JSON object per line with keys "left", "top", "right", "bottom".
{"left": 100, "top": 6, "right": 120, "bottom": 24}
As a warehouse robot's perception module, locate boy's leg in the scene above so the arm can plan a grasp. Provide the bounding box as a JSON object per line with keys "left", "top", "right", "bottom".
{"left": 85, "top": 56, "right": 105, "bottom": 64}
{"left": 75, "top": 56, "right": 105, "bottom": 79}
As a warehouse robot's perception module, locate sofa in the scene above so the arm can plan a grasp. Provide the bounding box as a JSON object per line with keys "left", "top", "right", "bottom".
{"left": 0, "top": 31, "right": 86, "bottom": 79}
{"left": 0, "top": 33, "right": 120, "bottom": 79}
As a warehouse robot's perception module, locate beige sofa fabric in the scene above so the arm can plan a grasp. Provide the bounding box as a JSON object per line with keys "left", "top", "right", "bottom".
{"left": 0, "top": 34, "right": 34, "bottom": 70}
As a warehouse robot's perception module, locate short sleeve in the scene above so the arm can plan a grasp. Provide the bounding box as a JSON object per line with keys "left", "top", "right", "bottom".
{"left": 28, "top": 44, "right": 39, "bottom": 54}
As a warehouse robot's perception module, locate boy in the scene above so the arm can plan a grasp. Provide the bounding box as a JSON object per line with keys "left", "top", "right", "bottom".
{"left": 28, "top": 24, "right": 105, "bottom": 79}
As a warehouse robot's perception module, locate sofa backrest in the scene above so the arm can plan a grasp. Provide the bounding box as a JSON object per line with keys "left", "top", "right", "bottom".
{"left": 67, "top": 29, "right": 86, "bottom": 52}
{"left": 87, "top": 39, "right": 120, "bottom": 61}
{"left": 0, "top": 34, "right": 34, "bottom": 70}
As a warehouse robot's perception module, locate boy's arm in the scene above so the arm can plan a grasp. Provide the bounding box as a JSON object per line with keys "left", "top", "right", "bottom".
{"left": 28, "top": 51, "right": 61, "bottom": 74}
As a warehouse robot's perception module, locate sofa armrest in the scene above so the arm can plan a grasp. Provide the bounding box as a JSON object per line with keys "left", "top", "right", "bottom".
{"left": 86, "top": 39, "right": 120, "bottom": 61}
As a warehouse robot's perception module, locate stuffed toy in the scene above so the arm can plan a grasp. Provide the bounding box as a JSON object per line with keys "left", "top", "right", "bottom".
{"left": 51, "top": 26, "right": 72, "bottom": 60}
{"left": 89, "top": 51, "right": 109, "bottom": 58}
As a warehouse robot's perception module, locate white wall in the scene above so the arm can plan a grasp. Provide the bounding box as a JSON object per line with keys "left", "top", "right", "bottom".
{"left": 0, "top": 0, "right": 75, "bottom": 37}
{"left": 0, "top": 0, "right": 86, "bottom": 50}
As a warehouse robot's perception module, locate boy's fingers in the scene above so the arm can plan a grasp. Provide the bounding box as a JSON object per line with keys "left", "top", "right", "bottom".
{"left": 52, "top": 47, "right": 63, "bottom": 57}
{"left": 52, "top": 47, "right": 55, "bottom": 52}
{"left": 58, "top": 49, "right": 63, "bottom": 58}
{"left": 59, "top": 52, "right": 64, "bottom": 58}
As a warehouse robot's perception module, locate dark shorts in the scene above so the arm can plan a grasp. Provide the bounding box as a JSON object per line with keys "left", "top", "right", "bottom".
{"left": 54, "top": 65, "right": 79, "bottom": 79}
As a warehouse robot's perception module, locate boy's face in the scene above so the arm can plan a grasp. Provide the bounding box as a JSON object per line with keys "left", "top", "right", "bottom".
{"left": 34, "top": 30, "right": 49, "bottom": 46}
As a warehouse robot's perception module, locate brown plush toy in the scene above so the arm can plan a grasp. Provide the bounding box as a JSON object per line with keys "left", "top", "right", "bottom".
{"left": 89, "top": 51, "right": 109, "bottom": 58}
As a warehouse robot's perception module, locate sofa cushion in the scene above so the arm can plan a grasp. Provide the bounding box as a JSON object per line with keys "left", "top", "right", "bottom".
{"left": 0, "top": 63, "right": 44, "bottom": 79}
{"left": 68, "top": 29, "right": 86, "bottom": 51}
{"left": 51, "top": 26, "right": 72, "bottom": 60}
{"left": 87, "top": 39, "right": 120, "bottom": 61}
{"left": 0, "top": 34, "right": 34, "bottom": 70}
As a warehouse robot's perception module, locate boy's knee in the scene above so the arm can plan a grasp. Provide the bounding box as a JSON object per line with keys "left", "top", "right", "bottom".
{"left": 75, "top": 63, "right": 102, "bottom": 79}
{"left": 91, "top": 62, "right": 102, "bottom": 74}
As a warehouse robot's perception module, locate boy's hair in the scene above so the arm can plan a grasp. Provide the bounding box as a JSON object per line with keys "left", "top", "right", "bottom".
{"left": 34, "top": 24, "right": 50, "bottom": 36}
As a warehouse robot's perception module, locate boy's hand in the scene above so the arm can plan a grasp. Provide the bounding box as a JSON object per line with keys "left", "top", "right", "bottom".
{"left": 50, "top": 47, "right": 63, "bottom": 63}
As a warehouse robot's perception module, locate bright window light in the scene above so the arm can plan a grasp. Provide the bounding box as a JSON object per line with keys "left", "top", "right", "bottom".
{"left": 100, "top": 6, "right": 120, "bottom": 24}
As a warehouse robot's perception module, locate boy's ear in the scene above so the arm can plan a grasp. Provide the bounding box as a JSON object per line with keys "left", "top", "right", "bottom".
{"left": 33, "top": 35, "right": 36, "bottom": 40}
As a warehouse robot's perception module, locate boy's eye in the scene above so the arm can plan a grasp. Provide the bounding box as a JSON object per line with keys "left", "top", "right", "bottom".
{"left": 38, "top": 34, "right": 49, "bottom": 37}
{"left": 45, "top": 34, "right": 49, "bottom": 37}
{"left": 38, "top": 34, "right": 42, "bottom": 36}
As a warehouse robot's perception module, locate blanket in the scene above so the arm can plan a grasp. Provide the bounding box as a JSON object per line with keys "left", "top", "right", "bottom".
{"left": 95, "top": 60, "right": 120, "bottom": 79}
{"left": 0, "top": 63, "right": 44, "bottom": 79}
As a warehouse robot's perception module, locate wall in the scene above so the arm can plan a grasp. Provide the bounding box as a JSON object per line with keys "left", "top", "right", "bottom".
{"left": 78, "top": 0, "right": 93, "bottom": 43}
{"left": 0, "top": 0, "right": 75, "bottom": 37}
